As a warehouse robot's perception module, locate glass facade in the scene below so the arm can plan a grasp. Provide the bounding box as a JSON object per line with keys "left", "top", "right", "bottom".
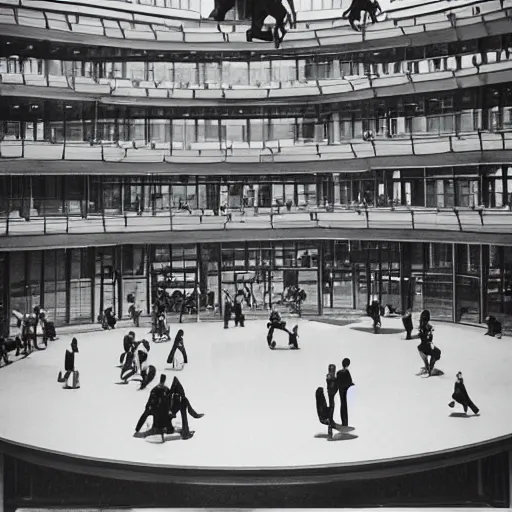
{"left": 1, "top": 241, "right": 511, "bottom": 335}
{"left": 1, "top": 167, "right": 511, "bottom": 220}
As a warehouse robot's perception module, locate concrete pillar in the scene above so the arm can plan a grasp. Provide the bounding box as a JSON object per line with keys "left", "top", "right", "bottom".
{"left": 331, "top": 112, "right": 341, "bottom": 144}
{"left": 333, "top": 173, "right": 341, "bottom": 206}
{"left": 0, "top": 452, "right": 4, "bottom": 512}
{"left": 509, "top": 450, "right": 512, "bottom": 507}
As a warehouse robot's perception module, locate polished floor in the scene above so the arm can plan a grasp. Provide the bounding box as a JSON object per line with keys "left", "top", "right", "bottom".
{"left": 0, "top": 317, "right": 511, "bottom": 469}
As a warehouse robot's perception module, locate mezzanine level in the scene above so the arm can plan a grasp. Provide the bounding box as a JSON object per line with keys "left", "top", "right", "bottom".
{"left": 1, "top": 132, "right": 512, "bottom": 166}
{"left": 0, "top": 0, "right": 510, "bottom": 58}
{"left": 2, "top": 60, "right": 512, "bottom": 112}
{"left": 2, "top": 206, "right": 512, "bottom": 250}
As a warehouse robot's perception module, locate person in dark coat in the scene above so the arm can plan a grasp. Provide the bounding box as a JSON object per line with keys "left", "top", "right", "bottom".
{"left": 326, "top": 364, "right": 338, "bottom": 425}
{"left": 233, "top": 289, "right": 246, "bottom": 327}
{"left": 367, "top": 300, "right": 381, "bottom": 333}
{"left": 449, "top": 372, "right": 480, "bottom": 415}
{"left": 223, "top": 290, "right": 233, "bottom": 329}
{"left": 208, "top": 0, "right": 236, "bottom": 21}
{"left": 315, "top": 387, "right": 344, "bottom": 440}
{"left": 288, "top": 325, "right": 299, "bottom": 349}
{"left": 0, "top": 337, "right": 10, "bottom": 366}
{"left": 336, "top": 358, "right": 354, "bottom": 427}
{"left": 342, "top": 0, "right": 381, "bottom": 31}
{"left": 267, "top": 305, "right": 291, "bottom": 348}
{"left": 484, "top": 316, "right": 502, "bottom": 339}
{"left": 167, "top": 329, "right": 188, "bottom": 365}
{"left": 417, "top": 322, "right": 441, "bottom": 376}
{"left": 246, "top": 0, "right": 296, "bottom": 48}
{"left": 58, "top": 338, "right": 79, "bottom": 383}
{"left": 402, "top": 309, "right": 414, "bottom": 340}
{"left": 134, "top": 374, "right": 171, "bottom": 440}
{"left": 168, "top": 377, "right": 204, "bottom": 440}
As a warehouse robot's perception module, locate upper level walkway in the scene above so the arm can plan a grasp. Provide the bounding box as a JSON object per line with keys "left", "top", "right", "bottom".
{"left": 0, "top": 0, "right": 510, "bottom": 57}
{"left": 2, "top": 206, "right": 512, "bottom": 249}
{"left": 2, "top": 56, "right": 511, "bottom": 106}
{"left": 1, "top": 133, "right": 511, "bottom": 170}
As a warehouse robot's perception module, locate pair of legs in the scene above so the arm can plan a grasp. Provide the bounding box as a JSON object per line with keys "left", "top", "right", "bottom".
{"left": 418, "top": 349, "right": 439, "bottom": 376}
{"left": 0, "top": 348, "right": 9, "bottom": 366}
{"left": 247, "top": 0, "right": 288, "bottom": 46}
{"left": 372, "top": 315, "right": 381, "bottom": 333}
{"left": 224, "top": 305, "right": 232, "bottom": 328}
{"left": 234, "top": 304, "right": 245, "bottom": 327}
{"left": 402, "top": 317, "right": 413, "bottom": 340}
{"left": 167, "top": 344, "right": 188, "bottom": 365}
{"left": 339, "top": 388, "right": 349, "bottom": 426}
{"left": 450, "top": 394, "right": 479, "bottom": 414}
{"left": 267, "top": 322, "right": 290, "bottom": 347}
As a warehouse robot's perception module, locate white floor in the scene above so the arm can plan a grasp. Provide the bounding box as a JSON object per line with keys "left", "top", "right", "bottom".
{"left": 0, "top": 318, "right": 511, "bottom": 470}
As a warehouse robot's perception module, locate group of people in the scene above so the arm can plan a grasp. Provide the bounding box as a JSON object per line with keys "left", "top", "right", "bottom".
{"left": 208, "top": 0, "right": 296, "bottom": 48}
{"left": 116, "top": 327, "right": 200, "bottom": 441}
{"left": 134, "top": 374, "right": 204, "bottom": 441}
{"left": 401, "top": 307, "right": 480, "bottom": 416}
{"left": 0, "top": 307, "right": 57, "bottom": 367}
{"left": 316, "top": 358, "right": 355, "bottom": 440}
{"left": 119, "top": 332, "right": 157, "bottom": 390}
{"left": 207, "top": 0, "right": 383, "bottom": 47}
{"left": 223, "top": 288, "right": 248, "bottom": 329}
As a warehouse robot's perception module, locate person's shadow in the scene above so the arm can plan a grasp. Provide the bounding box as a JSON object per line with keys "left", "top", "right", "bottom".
{"left": 350, "top": 326, "right": 405, "bottom": 335}
{"left": 314, "top": 432, "right": 359, "bottom": 441}
{"left": 449, "top": 412, "right": 474, "bottom": 418}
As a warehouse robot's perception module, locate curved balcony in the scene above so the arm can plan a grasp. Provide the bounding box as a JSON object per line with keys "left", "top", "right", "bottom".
{"left": 2, "top": 206, "right": 512, "bottom": 250}
{"left": 2, "top": 58, "right": 512, "bottom": 108}
{"left": 0, "top": 0, "right": 510, "bottom": 57}
{"left": 1, "top": 133, "right": 512, "bottom": 171}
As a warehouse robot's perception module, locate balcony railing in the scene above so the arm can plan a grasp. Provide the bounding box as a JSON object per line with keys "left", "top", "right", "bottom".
{"left": 1, "top": 205, "right": 511, "bottom": 237}
{"left": 1, "top": 132, "right": 511, "bottom": 164}
{"left": 0, "top": 0, "right": 508, "bottom": 52}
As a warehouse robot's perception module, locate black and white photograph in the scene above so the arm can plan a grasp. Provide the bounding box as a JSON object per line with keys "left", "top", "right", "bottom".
{"left": 0, "top": 0, "right": 512, "bottom": 509}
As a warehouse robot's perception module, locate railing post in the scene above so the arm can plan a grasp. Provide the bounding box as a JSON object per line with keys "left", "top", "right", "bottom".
{"left": 66, "top": 213, "right": 69, "bottom": 234}
{"left": 270, "top": 212, "right": 274, "bottom": 229}
{"left": 364, "top": 207, "right": 369, "bottom": 228}
{"left": 44, "top": 214, "right": 47, "bottom": 235}
{"left": 453, "top": 208, "right": 463, "bottom": 231}
{"left": 478, "top": 209, "right": 484, "bottom": 226}
{"left": 410, "top": 209, "right": 415, "bottom": 229}
{"left": 124, "top": 214, "right": 128, "bottom": 228}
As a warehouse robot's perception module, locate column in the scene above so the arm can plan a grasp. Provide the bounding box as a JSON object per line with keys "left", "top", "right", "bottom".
{"left": 317, "top": 242, "right": 324, "bottom": 316}
{"left": 509, "top": 450, "right": 512, "bottom": 507}
{"left": 65, "top": 249, "right": 71, "bottom": 324}
{"left": 0, "top": 453, "right": 3, "bottom": 512}
{"left": 480, "top": 245, "right": 489, "bottom": 323}
{"left": 333, "top": 173, "right": 341, "bottom": 206}
{"left": 331, "top": 112, "right": 341, "bottom": 144}
{"left": 452, "top": 243, "right": 457, "bottom": 323}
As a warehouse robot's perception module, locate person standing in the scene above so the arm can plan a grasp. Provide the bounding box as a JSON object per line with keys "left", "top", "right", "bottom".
{"left": 336, "top": 358, "right": 354, "bottom": 427}
{"left": 167, "top": 329, "right": 188, "bottom": 365}
{"left": 168, "top": 377, "right": 204, "bottom": 440}
{"left": 134, "top": 374, "right": 170, "bottom": 439}
{"left": 326, "top": 364, "right": 338, "bottom": 425}
{"left": 223, "top": 289, "right": 233, "bottom": 329}
{"left": 402, "top": 309, "right": 414, "bottom": 340}
{"left": 233, "top": 289, "right": 246, "bottom": 327}
{"left": 449, "top": 372, "right": 480, "bottom": 415}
